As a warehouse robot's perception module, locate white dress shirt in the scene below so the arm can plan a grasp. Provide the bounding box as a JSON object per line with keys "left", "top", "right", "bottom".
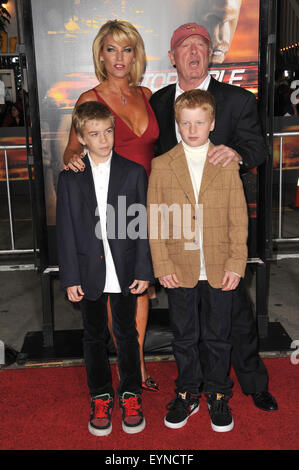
{"left": 182, "top": 139, "right": 210, "bottom": 280}
{"left": 175, "top": 74, "right": 211, "bottom": 143}
{"left": 88, "top": 152, "right": 121, "bottom": 293}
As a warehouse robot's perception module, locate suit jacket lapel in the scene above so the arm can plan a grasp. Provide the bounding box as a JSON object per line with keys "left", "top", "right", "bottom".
{"left": 169, "top": 143, "right": 196, "bottom": 205}
{"left": 75, "top": 152, "right": 127, "bottom": 215}
{"left": 208, "top": 76, "right": 225, "bottom": 138}
{"left": 74, "top": 155, "right": 98, "bottom": 220}
{"left": 198, "top": 142, "right": 221, "bottom": 198}
{"left": 169, "top": 142, "right": 222, "bottom": 203}
{"left": 208, "top": 76, "right": 224, "bottom": 103}
{"left": 158, "top": 84, "right": 177, "bottom": 151}
{"left": 166, "top": 85, "right": 177, "bottom": 148}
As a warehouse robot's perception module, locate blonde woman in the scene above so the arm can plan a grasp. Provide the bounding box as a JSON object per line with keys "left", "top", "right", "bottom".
{"left": 64, "top": 20, "right": 159, "bottom": 392}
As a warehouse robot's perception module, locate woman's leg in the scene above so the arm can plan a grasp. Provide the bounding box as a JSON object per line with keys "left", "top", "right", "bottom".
{"left": 148, "top": 284, "right": 156, "bottom": 300}
{"left": 135, "top": 293, "right": 149, "bottom": 382}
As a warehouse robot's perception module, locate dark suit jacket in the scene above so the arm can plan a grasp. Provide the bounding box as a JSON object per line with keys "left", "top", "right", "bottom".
{"left": 149, "top": 76, "right": 268, "bottom": 170}
{"left": 56, "top": 151, "right": 153, "bottom": 300}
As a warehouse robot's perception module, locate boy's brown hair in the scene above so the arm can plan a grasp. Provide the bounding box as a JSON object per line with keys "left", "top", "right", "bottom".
{"left": 72, "top": 101, "right": 115, "bottom": 137}
{"left": 174, "top": 89, "right": 216, "bottom": 121}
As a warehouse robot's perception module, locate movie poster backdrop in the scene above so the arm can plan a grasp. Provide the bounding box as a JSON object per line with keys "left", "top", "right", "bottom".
{"left": 28, "top": 0, "right": 262, "bottom": 263}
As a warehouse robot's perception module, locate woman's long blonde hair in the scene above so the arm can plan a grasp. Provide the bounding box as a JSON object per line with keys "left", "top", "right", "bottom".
{"left": 92, "top": 20, "right": 146, "bottom": 86}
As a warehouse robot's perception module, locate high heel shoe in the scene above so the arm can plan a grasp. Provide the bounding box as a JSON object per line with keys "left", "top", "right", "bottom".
{"left": 141, "top": 377, "right": 159, "bottom": 392}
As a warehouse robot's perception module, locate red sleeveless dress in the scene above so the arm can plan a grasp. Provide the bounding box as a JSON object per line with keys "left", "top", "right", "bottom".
{"left": 93, "top": 87, "right": 159, "bottom": 177}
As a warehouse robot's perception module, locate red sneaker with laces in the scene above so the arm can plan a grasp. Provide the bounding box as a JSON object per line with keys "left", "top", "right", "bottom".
{"left": 88, "top": 393, "right": 113, "bottom": 436}
{"left": 119, "top": 392, "right": 146, "bottom": 434}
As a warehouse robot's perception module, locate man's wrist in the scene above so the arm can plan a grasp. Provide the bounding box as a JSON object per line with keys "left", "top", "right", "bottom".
{"left": 236, "top": 152, "right": 243, "bottom": 165}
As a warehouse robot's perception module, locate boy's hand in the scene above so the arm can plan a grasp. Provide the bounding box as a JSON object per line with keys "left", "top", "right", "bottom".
{"left": 158, "top": 273, "right": 179, "bottom": 289}
{"left": 221, "top": 271, "right": 240, "bottom": 291}
{"left": 67, "top": 285, "right": 85, "bottom": 302}
{"left": 129, "top": 280, "right": 149, "bottom": 295}
{"left": 208, "top": 145, "right": 242, "bottom": 167}
{"left": 64, "top": 153, "right": 85, "bottom": 172}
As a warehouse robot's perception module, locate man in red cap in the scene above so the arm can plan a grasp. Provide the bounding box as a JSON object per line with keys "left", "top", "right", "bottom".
{"left": 150, "top": 22, "right": 278, "bottom": 415}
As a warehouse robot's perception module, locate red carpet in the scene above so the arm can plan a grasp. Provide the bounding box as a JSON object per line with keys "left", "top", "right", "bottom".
{"left": 0, "top": 358, "right": 298, "bottom": 450}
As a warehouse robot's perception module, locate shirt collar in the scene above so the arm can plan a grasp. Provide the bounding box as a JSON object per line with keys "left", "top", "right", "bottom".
{"left": 176, "top": 74, "right": 211, "bottom": 100}
{"left": 87, "top": 150, "right": 113, "bottom": 170}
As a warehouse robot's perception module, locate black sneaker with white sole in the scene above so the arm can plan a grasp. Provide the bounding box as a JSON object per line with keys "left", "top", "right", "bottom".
{"left": 164, "top": 392, "right": 200, "bottom": 429}
{"left": 207, "top": 393, "right": 234, "bottom": 432}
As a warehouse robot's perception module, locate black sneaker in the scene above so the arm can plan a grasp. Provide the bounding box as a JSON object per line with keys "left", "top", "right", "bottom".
{"left": 164, "top": 392, "right": 200, "bottom": 429}
{"left": 119, "top": 392, "right": 146, "bottom": 434}
{"left": 207, "top": 393, "right": 234, "bottom": 432}
{"left": 88, "top": 393, "right": 113, "bottom": 436}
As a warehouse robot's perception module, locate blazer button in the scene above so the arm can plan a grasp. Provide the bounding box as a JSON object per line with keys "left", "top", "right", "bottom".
{"left": 100, "top": 255, "right": 103, "bottom": 260}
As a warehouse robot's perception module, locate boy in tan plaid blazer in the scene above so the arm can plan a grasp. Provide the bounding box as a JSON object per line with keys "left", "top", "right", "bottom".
{"left": 147, "top": 89, "right": 248, "bottom": 433}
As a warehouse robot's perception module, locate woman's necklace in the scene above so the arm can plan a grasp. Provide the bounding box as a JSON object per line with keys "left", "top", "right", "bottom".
{"left": 106, "top": 84, "right": 130, "bottom": 105}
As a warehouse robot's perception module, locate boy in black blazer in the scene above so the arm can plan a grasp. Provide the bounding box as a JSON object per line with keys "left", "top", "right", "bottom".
{"left": 56, "top": 101, "right": 153, "bottom": 437}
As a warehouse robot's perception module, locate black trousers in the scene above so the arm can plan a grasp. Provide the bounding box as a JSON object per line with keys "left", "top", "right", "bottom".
{"left": 80, "top": 292, "right": 141, "bottom": 398}
{"left": 167, "top": 281, "right": 233, "bottom": 398}
{"left": 230, "top": 279, "right": 268, "bottom": 394}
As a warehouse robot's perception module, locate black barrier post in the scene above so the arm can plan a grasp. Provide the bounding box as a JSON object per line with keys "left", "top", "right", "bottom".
{"left": 255, "top": 0, "right": 276, "bottom": 338}
{"left": 20, "top": 0, "right": 49, "bottom": 272}
{"left": 17, "top": 0, "right": 56, "bottom": 360}
{"left": 255, "top": 0, "right": 292, "bottom": 350}
{"left": 258, "top": 0, "right": 272, "bottom": 263}
{"left": 41, "top": 269, "right": 54, "bottom": 349}
{"left": 255, "top": 262, "right": 268, "bottom": 338}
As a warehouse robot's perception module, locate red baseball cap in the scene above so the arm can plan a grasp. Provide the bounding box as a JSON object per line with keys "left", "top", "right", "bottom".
{"left": 170, "top": 23, "right": 211, "bottom": 50}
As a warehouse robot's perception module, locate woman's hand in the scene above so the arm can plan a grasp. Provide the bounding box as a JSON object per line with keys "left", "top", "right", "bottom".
{"left": 64, "top": 153, "right": 85, "bottom": 172}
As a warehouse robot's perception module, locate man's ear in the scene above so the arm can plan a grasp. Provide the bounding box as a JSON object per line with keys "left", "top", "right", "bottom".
{"left": 168, "top": 49, "right": 176, "bottom": 67}
{"left": 210, "top": 119, "right": 215, "bottom": 132}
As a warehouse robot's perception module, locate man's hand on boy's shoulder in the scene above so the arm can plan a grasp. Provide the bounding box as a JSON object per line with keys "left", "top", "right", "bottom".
{"left": 221, "top": 271, "right": 241, "bottom": 291}
{"left": 67, "top": 285, "right": 85, "bottom": 302}
{"left": 129, "top": 280, "right": 149, "bottom": 295}
{"left": 158, "top": 273, "right": 179, "bottom": 289}
{"left": 208, "top": 145, "right": 242, "bottom": 167}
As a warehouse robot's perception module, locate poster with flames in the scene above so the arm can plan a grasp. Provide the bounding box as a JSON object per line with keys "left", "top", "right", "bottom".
{"left": 27, "top": 0, "right": 261, "bottom": 259}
